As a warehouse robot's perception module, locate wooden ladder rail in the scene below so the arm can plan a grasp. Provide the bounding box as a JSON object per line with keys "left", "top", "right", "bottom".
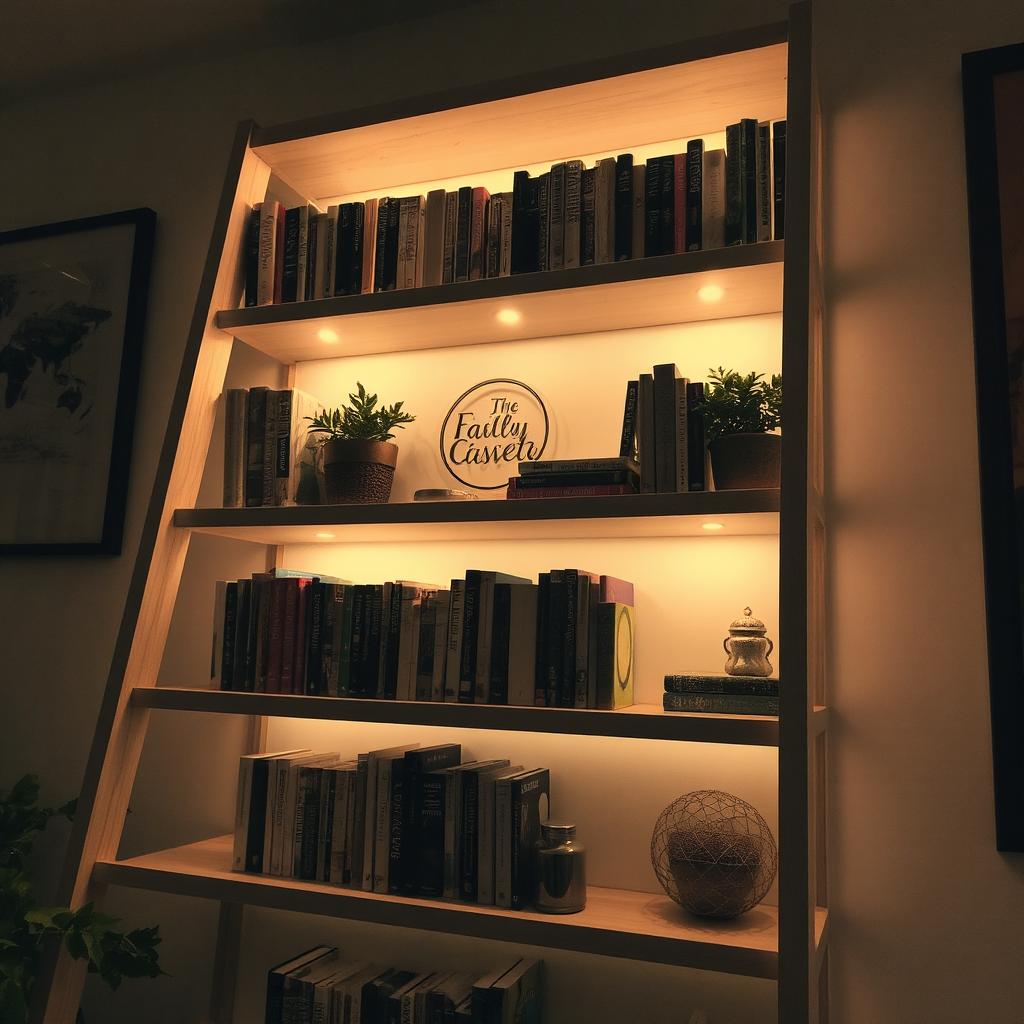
{"left": 34, "top": 121, "right": 270, "bottom": 1024}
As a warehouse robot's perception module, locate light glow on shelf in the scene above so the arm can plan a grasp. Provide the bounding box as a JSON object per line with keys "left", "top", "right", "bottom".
{"left": 496, "top": 308, "right": 522, "bottom": 325}
{"left": 314, "top": 531, "right": 336, "bottom": 540}
{"left": 317, "top": 328, "right": 340, "bottom": 343}
{"left": 702, "top": 522, "right": 725, "bottom": 531}
{"left": 697, "top": 284, "right": 725, "bottom": 304}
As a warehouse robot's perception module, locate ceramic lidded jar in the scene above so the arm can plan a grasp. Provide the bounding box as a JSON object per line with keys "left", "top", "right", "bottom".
{"left": 723, "top": 608, "right": 774, "bottom": 677}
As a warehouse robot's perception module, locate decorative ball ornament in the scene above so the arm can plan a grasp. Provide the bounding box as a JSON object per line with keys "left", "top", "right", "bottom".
{"left": 650, "top": 790, "right": 777, "bottom": 919}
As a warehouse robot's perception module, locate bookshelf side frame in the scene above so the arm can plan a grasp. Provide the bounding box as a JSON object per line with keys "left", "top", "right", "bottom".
{"left": 36, "top": 122, "right": 271, "bottom": 1024}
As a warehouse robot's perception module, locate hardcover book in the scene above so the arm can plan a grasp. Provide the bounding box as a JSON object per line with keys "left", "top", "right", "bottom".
{"left": 596, "top": 602, "right": 636, "bottom": 709}
{"left": 663, "top": 692, "right": 779, "bottom": 715}
{"left": 665, "top": 673, "right": 780, "bottom": 696}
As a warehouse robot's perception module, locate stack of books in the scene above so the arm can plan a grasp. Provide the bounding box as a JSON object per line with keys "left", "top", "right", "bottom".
{"left": 506, "top": 456, "right": 640, "bottom": 499}
{"left": 244, "top": 118, "right": 786, "bottom": 307}
{"left": 212, "top": 567, "right": 637, "bottom": 711}
{"left": 619, "top": 364, "right": 706, "bottom": 494}
{"left": 233, "top": 744, "right": 551, "bottom": 911}
{"left": 221, "top": 386, "right": 322, "bottom": 508}
{"left": 265, "top": 946, "right": 541, "bottom": 1024}
{"left": 663, "top": 673, "right": 779, "bottom": 715}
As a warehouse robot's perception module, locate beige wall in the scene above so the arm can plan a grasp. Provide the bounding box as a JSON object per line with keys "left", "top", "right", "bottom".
{"left": 3, "top": 0, "right": 1024, "bottom": 1020}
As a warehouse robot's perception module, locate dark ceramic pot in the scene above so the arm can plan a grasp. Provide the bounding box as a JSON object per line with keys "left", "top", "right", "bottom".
{"left": 709, "top": 433, "right": 781, "bottom": 490}
{"left": 321, "top": 438, "right": 398, "bottom": 504}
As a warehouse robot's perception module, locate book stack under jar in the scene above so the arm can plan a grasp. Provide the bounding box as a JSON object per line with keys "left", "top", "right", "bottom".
{"left": 663, "top": 674, "right": 779, "bottom": 716}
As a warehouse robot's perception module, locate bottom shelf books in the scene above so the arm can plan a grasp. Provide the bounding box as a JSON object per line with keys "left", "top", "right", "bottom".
{"left": 233, "top": 743, "right": 553, "bottom": 911}
{"left": 266, "top": 944, "right": 542, "bottom": 1023}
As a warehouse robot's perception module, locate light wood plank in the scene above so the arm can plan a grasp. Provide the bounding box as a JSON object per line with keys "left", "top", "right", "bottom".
{"left": 133, "top": 687, "right": 794, "bottom": 747}
{"left": 254, "top": 42, "right": 787, "bottom": 201}
{"left": 95, "top": 835, "right": 785, "bottom": 979}
{"left": 174, "top": 489, "right": 780, "bottom": 545}
{"left": 218, "top": 244, "right": 783, "bottom": 361}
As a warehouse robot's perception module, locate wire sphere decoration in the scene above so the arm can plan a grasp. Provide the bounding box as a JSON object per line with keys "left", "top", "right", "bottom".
{"left": 650, "top": 789, "right": 778, "bottom": 919}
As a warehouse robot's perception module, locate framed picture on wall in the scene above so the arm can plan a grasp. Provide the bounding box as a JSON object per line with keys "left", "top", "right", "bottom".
{"left": 963, "top": 42, "right": 1024, "bottom": 852}
{"left": 0, "top": 208, "right": 155, "bottom": 555}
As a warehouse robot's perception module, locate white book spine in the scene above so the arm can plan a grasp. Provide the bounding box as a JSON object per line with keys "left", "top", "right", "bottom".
{"left": 257, "top": 200, "right": 279, "bottom": 305}
{"left": 444, "top": 581, "right": 465, "bottom": 701}
{"left": 494, "top": 778, "right": 513, "bottom": 907}
{"left": 675, "top": 377, "right": 690, "bottom": 493}
{"left": 232, "top": 756, "right": 253, "bottom": 871}
{"left": 499, "top": 194, "right": 513, "bottom": 277}
{"left": 372, "top": 759, "right": 393, "bottom": 892}
{"left": 702, "top": 149, "right": 726, "bottom": 250}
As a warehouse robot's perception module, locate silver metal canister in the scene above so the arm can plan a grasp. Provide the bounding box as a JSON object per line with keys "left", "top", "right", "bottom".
{"left": 535, "top": 822, "right": 587, "bottom": 914}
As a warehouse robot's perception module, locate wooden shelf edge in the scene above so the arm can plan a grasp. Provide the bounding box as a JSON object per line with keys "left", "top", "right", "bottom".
{"left": 94, "top": 835, "right": 781, "bottom": 979}
{"left": 216, "top": 243, "right": 784, "bottom": 334}
{"left": 136, "top": 688, "right": 783, "bottom": 746}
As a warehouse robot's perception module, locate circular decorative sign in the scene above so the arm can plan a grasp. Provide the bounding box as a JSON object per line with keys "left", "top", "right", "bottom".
{"left": 439, "top": 378, "right": 550, "bottom": 490}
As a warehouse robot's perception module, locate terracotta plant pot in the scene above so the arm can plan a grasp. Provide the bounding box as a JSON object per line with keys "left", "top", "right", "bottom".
{"left": 709, "top": 433, "right": 781, "bottom": 490}
{"left": 321, "top": 438, "right": 398, "bottom": 504}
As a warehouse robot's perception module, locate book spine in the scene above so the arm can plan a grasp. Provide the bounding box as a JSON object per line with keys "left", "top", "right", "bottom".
{"left": 663, "top": 692, "right": 780, "bottom": 715}
{"left": 741, "top": 118, "right": 758, "bottom": 244}
{"left": 477, "top": 777, "right": 497, "bottom": 905}
{"left": 653, "top": 363, "right": 679, "bottom": 494}
{"left": 756, "top": 122, "right": 771, "bottom": 242}
{"left": 507, "top": 586, "right": 537, "bottom": 706}
{"left": 614, "top": 153, "right": 633, "bottom": 261}
{"left": 546, "top": 571, "right": 565, "bottom": 708}
{"left": 415, "top": 595, "right": 436, "bottom": 701}
{"left": 444, "top": 580, "right": 465, "bottom": 701}
{"left": 772, "top": 120, "right": 786, "bottom": 239}
{"left": 296, "top": 206, "right": 311, "bottom": 301}
{"left": 534, "top": 573, "right": 549, "bottom": 706}
{"left": 573, "top": 577, "right": 589, "bottom": 709}
{"left": 300, "top": 768, "right": 324, "bottom": 879}
{"left": 580, "top": 167, "right": 596, "bottom": 266}
{"left": 535, "top": 172, "right": 550, "bottom": 272}
{"left": 334, "top": 203, "right": 353, "bottom": 295}
{"left": 595, "top": 159, "right": 615, "bottom": 264}
{"left": 305, "top": 213, "right": 318, "bottom": 301}
{"left": 520, "top": 456, "right": 638, "bottom": 474}
{"left": 507, "top": 482, "right": 635, "bottom": 498}
{"left": 396, "top": 199, "right": 410, "bottom": 290}
{"left": 223, "top": 388, "right": 246, "bottom": 507}
{"left": 469, "top": 188, "right": 489, "bottom": 281}
{"left": 244, "top": 204, "right": 260, "bottom": 306}
{"left": 673, "top": 153, "right": 686, "bottom": 253}
{"left": 383, "top": 198, "right": 401, "bottom": 290}
{"left": 400, "top": 196, "right": 424, "bottom": 290}
{"left": 272, "top": 389, "right": 292, "bottom": 507}
{"left": 638, "top": 372, "right": 656, "bottom": 493}
{"left": 423, "top": 188, "right": 446, "bottom": 287}
{"left": 675, "top": 377, "right": 690, "bottom": 493}
{"left": 350, "top": 758, "right": 368, "bottom": 889}
{"left": 725, "top": 124, "right": 743, "bottom": 246}
{"left": 702, "top": 149, "right": 726, "bottom": 250}
{"left": 665, "top": 674, "right": 780, "bottom": 696}
{"left": 361, "top": 198, "right": 377, "bottom": 294}
{"left": 257, "top": 201, "right": 279, "bottom": 305}
{"left": 305, "top": 583, "right": 323, "bottom": 696}
{"left": 631, "top": 165, "right": 645, "bottom": 259}
{"left": 586, "top": 580, "right": 599, "bottom": 709}
{"left": 416, "top": 773, "right": 446, "bottom": 897}
{"left": 323, "top": 205, "right": 338, "bottom": 299}
{"left": 386, "top": 759, "right": 405, "bottom": 894}
{"left": 314, "top": 213, "right": 330, "bottom": 298}
{"left": 265, "top": 578, "right": 287, "bottom": 693}
{"left": 374, "top": 198, "right": 390, "bottom": 292}
{"left": 686, "top": 139, "right": 704, "bottom": 251}
{"left": 382, "top": 583, "right": 401, "bottom": 700}
{"left": 488, "top": 584, "right": 511, "bottom": 705}
{"left": 279, "top": 579, "right": 300, "bottom": 695}
{"left": 459, "top": 776, "right": 479, "bottom": 901}
{"left": 219, "top": 582, "right": 237, "bottom": 689}
{"left": 687, "top": 381, "right": 706, "bottom": 491}
{"left": 431, "top": 591, "right": 450, "bottom": 700}
{"left": 246, "top": 759, "right": 269, "bottom": 872}
{"left": 282, "top": 206, "right": 300, "bottom": 301}
{"left": 473, "top": 578, "right": 494, "bottom": 705}
{"left": 515, "top": 469, "right": 637, "bottom": 487}
{"left": 596, "top": 602, "right": 615, "bottom": 709}
{"left": 442, "top": 191, "right": 458, "bottom": 284}
{"left": 260, "top": 390, "right": 277, "bottom": 509}
{"left": 561, "top": 571, "right": 578, "bottom": 708}
{"left": 563, "top": 161, "right": 583, "bottom": 269}
{"left": 547, "top": 163, "right": 565, "bottom": 271}
{"left": 498, "top": 193, "right": 513, "bottom": 277}
{"left": 485, "top": 195, "right": 501, "bottom": 280}
{"left": 659, "top": 155, "right": 675, "bottom": 257}
{"left": 618, "top": 380, "right": 639, "bottom": 459}
{"left": 232, "top": 756, "right": 252, "bottom": 871}
{"left": 510, "top": 170, "right": 531, "bottom": 275}
{"left": 458, "top": 573, "right": 481, "bottom": 703}
{"left": 454, "top": 186, "right": 472, "bottom": 282}
{"left": 273, "top": 203, "right": 284, "bottom": 303}
{"left": 494, "top": 778, "right": 513, "bottom": 907}
{"left": 644, "top": 157, "right": 662, "bottom": 257}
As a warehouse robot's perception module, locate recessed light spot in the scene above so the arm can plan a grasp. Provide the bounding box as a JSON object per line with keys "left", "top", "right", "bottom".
{"left": 318, "top": 328, "right": 339, "bottom": 343}
{"left": 496, "top": 308, "right": 521, "bottom": 325}
{"left": 702, "top": 522, "right": 725, "bottom": 532}
{"left": 314, "top": 531, "right": 335, "bottom": 540}
{"left": 697, "top": 284, "right": 725, "bottom": 304}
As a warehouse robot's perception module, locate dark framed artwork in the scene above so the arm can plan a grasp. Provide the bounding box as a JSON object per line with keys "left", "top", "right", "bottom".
{"left": 0, "top": 208, "right": 155, "bottom": 555}
{"left": 963, "top": 42, "right": 1024, "bottom": 851}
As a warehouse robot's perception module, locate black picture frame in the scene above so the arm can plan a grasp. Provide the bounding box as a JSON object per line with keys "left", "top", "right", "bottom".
{"left": 963, "top": 42, "right": 1024, "bottom": 851}
{"left": 0, "top": 208, "right": 155, "bottom": 556}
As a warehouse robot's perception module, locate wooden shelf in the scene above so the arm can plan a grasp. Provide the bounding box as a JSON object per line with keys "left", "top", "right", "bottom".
{"left": 174, "top": 489, "right": 780, "bottom": 545}
{"left": 135, "top": 687, "right": 803, "bottom": 746}
{"left": 216, "top": 243, "right": 783, "bottom": 361}
{"left": 94, "top": 835, "right": 826, "bottom": 979}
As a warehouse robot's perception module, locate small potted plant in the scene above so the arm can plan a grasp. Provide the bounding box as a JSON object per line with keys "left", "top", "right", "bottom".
{"left": 306, "top": 383, "right": 415, "bottom": 504}
{"left": 700, "top": 367, "right": 782, "bottom": 490}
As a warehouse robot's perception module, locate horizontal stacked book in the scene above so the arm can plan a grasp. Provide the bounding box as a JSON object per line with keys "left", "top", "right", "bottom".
{"left": 222, "top": 386, "right": 322, "bottom": 508}
{"left": 212, "top": 567, "right": 637, "bottom": 711}
{"left": 663, "top": 674, "right": 779, "bottom": 715}
{"left": 265, "top": 945, "right": 541, "bottom": 1024}
{"left": 233, "top": 743, "right": 552, "bottom": 914}
{"left": 244, "top": 118, "right": 786, "bottom": 306}
{"left": 506, "top": 457, "right": 640, "bottom": 499}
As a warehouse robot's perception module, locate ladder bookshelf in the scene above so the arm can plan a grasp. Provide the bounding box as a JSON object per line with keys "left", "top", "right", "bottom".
{"left": 38, "top": 6, "right": 827, "bottom": 1022}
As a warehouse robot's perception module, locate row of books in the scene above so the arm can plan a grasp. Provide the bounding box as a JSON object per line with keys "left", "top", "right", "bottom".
{"left": 266, "top": 944, "right": 541, "bottom": 1024}
{"left": 243, "top": 118, "right": 786, "bottom": 307}
{"left": 622, "top": 364, "right": 707, "bottom": 493}
{"left": 506, "top": 456, "right": 640, "bottom": 499}
{"left": 212, "top": 567, "right": 637, "bottom": 711}
{"left": 222, "top": 386, "right": 322, "bottom": 508}
{"left": 232, "top": 743, "right": 552, "bottom": 911}
{"left": 662, "top": 673, "right": 780, "bottom": 715}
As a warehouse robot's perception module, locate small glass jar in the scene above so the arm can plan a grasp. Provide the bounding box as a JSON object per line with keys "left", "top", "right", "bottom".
{"left": 535, "top": 822, "right": 587, "bottom": 914}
